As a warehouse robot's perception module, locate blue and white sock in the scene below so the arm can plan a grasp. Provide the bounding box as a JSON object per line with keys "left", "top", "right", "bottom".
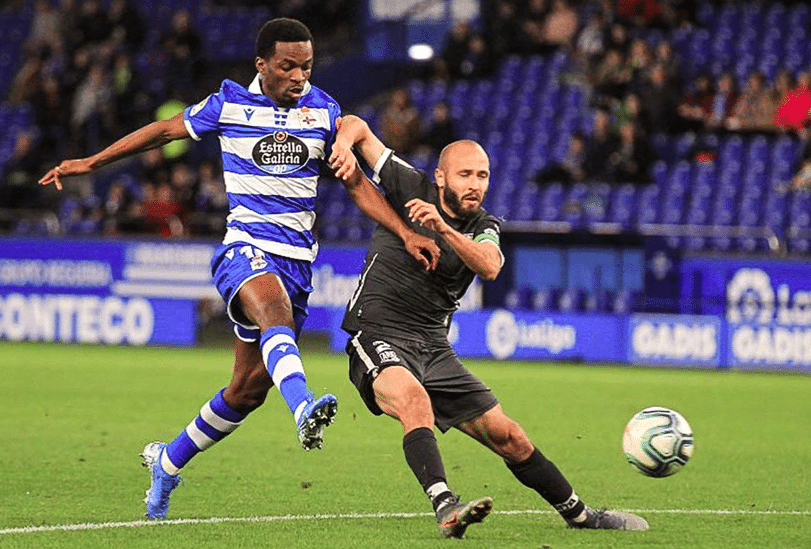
{"left": 260, "top": 326, "right": 313, "bottom": 422}
{"left": 162, "top": 388, "right": 246, "bottom": 475}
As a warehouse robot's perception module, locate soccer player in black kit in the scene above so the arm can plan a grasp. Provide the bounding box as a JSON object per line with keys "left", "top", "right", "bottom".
{"left": 329, "top": 115, "right": 648, "bottom": 538}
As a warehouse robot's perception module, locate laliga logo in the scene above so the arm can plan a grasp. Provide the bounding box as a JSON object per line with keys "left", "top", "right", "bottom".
{"left": 486, "top": 310, "right": 519, "bottom": 360}
{"left": 726, "top": 269, "right": 775, "bottom": 324}
{"left": 485, "top": 309, "right": 576, "bottom": 360}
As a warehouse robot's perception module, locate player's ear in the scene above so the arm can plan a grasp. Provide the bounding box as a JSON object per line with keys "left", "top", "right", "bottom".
{"left": 255, "top": 56, "right": 265, "bottom": 73}
{"left": 434, "top": 167, "right": 444, "bottom": 188}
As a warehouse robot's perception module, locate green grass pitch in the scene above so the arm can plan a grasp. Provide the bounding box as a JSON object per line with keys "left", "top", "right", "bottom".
{"left": 1, "top": 339, "right": 810, "bottom": 548}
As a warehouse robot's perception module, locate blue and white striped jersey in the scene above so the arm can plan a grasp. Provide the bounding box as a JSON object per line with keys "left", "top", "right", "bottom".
{"left": 183, "top": 74, "right": 341, "bottom": 262}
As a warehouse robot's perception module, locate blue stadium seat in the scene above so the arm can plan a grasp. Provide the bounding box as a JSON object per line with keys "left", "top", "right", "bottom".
{"left": 636, "top": 185, "right": 660, "bottom": 225}
{"left": 539, "top": 183, "right": 564, "bottom": 221}
{"left": 608, "top": 183, "right": 638, "bottom": 228}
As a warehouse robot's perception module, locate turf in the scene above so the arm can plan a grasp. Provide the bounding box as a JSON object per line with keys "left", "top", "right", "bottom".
{"left": 1, "top": 339, "right": 809, "bottom": 548}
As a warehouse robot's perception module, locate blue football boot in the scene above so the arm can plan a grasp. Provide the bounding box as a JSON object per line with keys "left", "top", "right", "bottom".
{"left": 296, "top": 394, "right": 338, "bottom": 451}
{"left": 141, "top": 442, "right": 181, "bottom": 519}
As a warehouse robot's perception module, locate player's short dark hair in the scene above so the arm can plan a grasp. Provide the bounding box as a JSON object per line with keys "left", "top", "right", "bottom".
{"left": 255, "top": 18, "right": 314, "bottom": 59}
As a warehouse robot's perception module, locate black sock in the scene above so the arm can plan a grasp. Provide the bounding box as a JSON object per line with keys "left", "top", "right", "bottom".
{"left": 506, "top": 447, "right": 586, "bottom": 520}
{"left": 403, "top": 427, "right": 454, "bottom": 511}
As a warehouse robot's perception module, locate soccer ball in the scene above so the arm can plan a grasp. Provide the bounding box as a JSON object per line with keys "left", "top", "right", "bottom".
{"left": 622, "top": 407, "right": 694, "bottom": 478}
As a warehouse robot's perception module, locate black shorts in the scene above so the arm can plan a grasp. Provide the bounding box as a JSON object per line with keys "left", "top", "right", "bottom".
{"left": 345, "top": 331, "right": 499, "bottom": 433}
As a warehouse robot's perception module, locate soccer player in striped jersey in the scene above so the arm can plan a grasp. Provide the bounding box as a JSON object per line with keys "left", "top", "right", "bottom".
{"left": 329, "top": 115, "right": 649, "bottom": 538}
{"left": 38, "top": 18, "right": 439, "bottom": 520}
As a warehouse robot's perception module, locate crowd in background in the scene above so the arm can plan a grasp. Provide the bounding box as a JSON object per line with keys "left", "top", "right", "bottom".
{"left": 4, "top": 0, "right": 811, "bottom": 239}
{"left": 0, "top": 0, "right": 355, "bottom": 237}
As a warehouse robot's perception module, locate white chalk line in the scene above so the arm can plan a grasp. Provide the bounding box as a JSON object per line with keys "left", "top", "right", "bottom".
{"left": 2, "top": 508, "right": 809, "bottom": 535}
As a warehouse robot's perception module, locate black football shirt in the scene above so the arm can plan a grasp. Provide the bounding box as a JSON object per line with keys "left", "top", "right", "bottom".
{"left": 341, "top": 150, "right": 502, "bottom": 341}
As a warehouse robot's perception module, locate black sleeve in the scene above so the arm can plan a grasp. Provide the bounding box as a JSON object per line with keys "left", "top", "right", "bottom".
{"left": 371, "top": 149, "right": 432, "bottom": 207}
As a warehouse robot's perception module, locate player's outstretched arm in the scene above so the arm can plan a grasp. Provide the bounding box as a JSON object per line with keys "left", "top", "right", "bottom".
{"left": 38, "top": 113, "right": 190, "bottom": 191}
{"left": 329, "top": 115, "right": 386, "bottom": 182}
{"left": 406, "top": 198, "right": 502, "bottom": 281}
{"left": 342, "top": 167, "right": 440, "bottom": 271}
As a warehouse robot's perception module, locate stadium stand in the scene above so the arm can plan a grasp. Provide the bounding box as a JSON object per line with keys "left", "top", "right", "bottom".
{"left": 2, "top": 0, "right": 811, "bottom": 313}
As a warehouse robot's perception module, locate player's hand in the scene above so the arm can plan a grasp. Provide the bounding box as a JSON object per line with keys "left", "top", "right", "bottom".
{"left": 329, "top": 139, "right": 357, "bottom": 181}
{"left": 38, "top": 158, "right": 93, "bottom": 191}
{"left": 405, "top": 198, "right": 448, "bottom": 234}
{"left": 403, "top": 231, "right": 440, "bottom": 271}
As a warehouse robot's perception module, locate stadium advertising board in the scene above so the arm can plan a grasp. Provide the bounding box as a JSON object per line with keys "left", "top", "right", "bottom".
{"left": 329, "top": 308, "right": 625, "bottom": 362}
{"left": 0, "top": 238, "right": 213, "bottom": 345}
{"left": 627, "top": 314, "right": 721, "bottom": 367}
{"left": 682, "top": 258, "right": 811, "bottom": 371}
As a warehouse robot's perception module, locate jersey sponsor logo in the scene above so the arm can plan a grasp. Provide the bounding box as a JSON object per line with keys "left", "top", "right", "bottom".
{"left": 252, "top": 132, "right": 310, "bottom": 175}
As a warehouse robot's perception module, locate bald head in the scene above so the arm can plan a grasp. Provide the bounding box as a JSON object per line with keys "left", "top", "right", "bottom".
{"left": 434, "top": 140, "right": 490, "bottom": 219}
{"left": 437, "top": 140, "right": 489, "bottom": 174}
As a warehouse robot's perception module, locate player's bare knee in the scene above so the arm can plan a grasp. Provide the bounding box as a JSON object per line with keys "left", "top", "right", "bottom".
{"left": 490, "top": 418, "right": 533, "bottom": 461}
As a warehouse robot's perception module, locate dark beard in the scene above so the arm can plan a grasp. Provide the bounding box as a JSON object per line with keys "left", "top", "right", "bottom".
{"left": 443, "top": 186, "right": 479, "bottom": 220}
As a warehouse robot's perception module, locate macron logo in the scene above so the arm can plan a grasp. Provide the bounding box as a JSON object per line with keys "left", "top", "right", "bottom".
{"left": 244, "top": 108, "right": 255, "bottom": 121}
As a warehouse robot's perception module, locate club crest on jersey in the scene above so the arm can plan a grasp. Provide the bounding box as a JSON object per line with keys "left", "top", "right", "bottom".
{"left": 250, "top": 255, "right": 268, "bottom": 270}
{"left": 252, "top": 131, "right": 309, "bottom": 175}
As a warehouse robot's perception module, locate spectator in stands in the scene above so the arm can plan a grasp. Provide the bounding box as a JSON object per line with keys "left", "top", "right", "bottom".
{"left": 639, "top": 63, "right": 679, "bottom": 133}
{"left": 442, "top": 20, "right": 473, "bottom": 80}
{"left": 76, "top": 0, "right": 113, "bottom": 47}
{"left": 533, "top": 132, "right": 588, "bottom": 186}
{"left": 605, "top": 21, "right": 630, "bottom": 54}
{"left": 592, "top": 47, "right": 631, "bottom": 100}
{"left": 706, "top": 72, "right": 739, "bottom": 131}
{"left": 380, "top": 88, "right": 424, "bottom": 155}
{"left": 70, "top": 60, "right": 114, "bottom": 155}
{"left": 608, "top": 121, "right": 654, "bottom": 184}
{"left": 614, "top": 92, "right": 650, "bottom": 135}
{"left": 617, "top": 0, "right": 665, "bottom": 29}
{"left": 108, "top": 0, "right": 145, "bottom": 53}
{"left": 791, "top": 157, "right": 811, "bottom": 191}
{"left": 161, "top": 8, "right": 203, "bottom": 90}
{"left": 457, "top": 33, "right": 496, "bottom": 79}
{"left": 192, "top": 160, "right": 228, "bottom": 236}
{"left": 538, "top": 0, "right": 579, "bottom": 52}
{"left": 27, "top": 0, "right": 61, "bottom": 51}
{"left": 0, "top": 130, "right": 42, "bottom": 209}
{"left": 654, "top": 39, "right": 681, "bottom": 88}
{"left": 516, "top": 0, "right": 549, "bottom": 54}
{"left": 422, "top": 101, "right": 457, "bottom": 155}
{"left": 8, "top": 48, "right": 46, "bottom": 104}
{"left": 144, "top": 181, "right": 183, "bottom": 237}
{"left": 488, "top": 0, "right": 523, "bottom": 57}
{"left": 169, "top": 161, "right": 198, "bottom": 213}
{"left": 677, "top": 73, "right": 714, "bottom": 132}
{"left": 627, "top": 37, "right": 654, "bottom": 94}
{"left": 103, "top": 175, "right": 135, "bottom": 225}
{"left": 584, "top": 107, "right": 620, "bottom": 180}
{"left": 196, "top": 160, "right": 228, "bottom": 214}
{"left": 575, "top": 11, "right": 607, "bottom": 72}
{"left": 31, "top": 74, "right": 70, "bottom": 163}
{"left": 727, "top": 71, "right": 775, "bottom": 133}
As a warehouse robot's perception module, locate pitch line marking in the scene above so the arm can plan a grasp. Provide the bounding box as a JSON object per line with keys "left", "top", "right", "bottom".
{"left": 2, "top": 509, "right": 809, "bottom": 535}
